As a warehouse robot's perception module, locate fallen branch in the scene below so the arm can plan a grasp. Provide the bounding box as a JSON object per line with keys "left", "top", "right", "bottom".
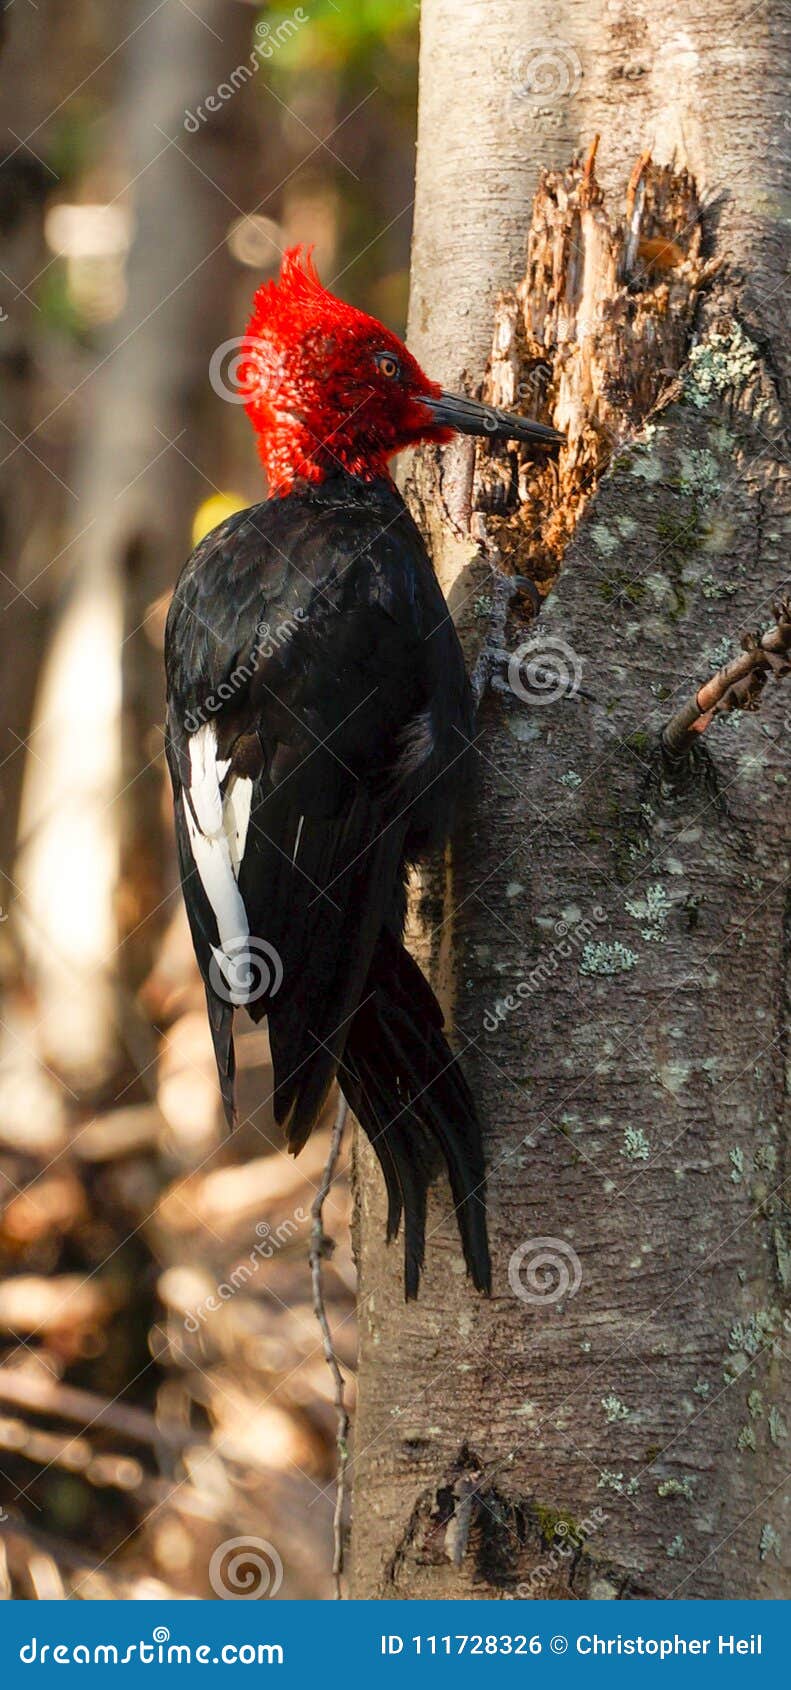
{"left": 662, "top": 598, "right": 791, "bottom": 757}
{"left": 0, "top": 1366, "right": 190, "bottom": 1450}
{"left": 309, "top": 1092, "right": 350, "bottom": 1599}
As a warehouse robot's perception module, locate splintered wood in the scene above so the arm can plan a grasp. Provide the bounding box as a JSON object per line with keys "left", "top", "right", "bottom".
{"left": 474, "top": 146, "right": 719, "bottom": 593}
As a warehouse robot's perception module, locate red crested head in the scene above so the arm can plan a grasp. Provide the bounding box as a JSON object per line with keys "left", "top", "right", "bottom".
{"left": 235, "top": 247, "right": 564, "bottom": 494}
{"left": 236, "top": 247, "right": 448, "bottom": 493}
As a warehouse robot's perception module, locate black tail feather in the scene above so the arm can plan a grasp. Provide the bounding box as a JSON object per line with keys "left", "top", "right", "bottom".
{"left": 339, "top": 929, "right": 491, "bottom": 1298}
{"left": 205, "top": 988, "right": 236, "bottom": 1129}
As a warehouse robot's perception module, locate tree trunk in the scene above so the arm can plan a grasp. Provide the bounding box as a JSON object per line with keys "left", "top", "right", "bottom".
{"left": 15, "top": 0, "right": 257, "bottom": 1082}
{"left": 350, "top": 0, "right": 790, "bottom": 1599}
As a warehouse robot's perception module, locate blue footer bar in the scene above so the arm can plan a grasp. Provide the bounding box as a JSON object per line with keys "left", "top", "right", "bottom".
{"left": 2, "top": 1600, "right": 789, "bottom": 1685}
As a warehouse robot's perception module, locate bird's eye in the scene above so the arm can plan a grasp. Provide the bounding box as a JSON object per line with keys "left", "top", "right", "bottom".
{"left": 374, "top": 352, "right": 400, "bottom": 379}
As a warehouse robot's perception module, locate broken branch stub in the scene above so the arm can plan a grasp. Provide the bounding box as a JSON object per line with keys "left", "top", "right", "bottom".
{"left": 474, "top": 151, "right": 719, "bottom": 592}
{"left": 662, "top": 597, "right": 791, "bottom": 756}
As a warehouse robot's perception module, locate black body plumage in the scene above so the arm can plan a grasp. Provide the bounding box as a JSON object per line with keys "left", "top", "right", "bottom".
{"left": 165, "top": 470, "right": 491, "bottom": 1297}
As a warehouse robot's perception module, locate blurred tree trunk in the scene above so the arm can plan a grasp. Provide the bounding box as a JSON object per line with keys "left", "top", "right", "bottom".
{"left": 351, "top": 0, "right": 790, "bottom": 1598}
{"left": 16, "top": 0, "right": 258, "bottom": 1082}
{"left": 0, "top": 2, "right": 74, "bottom": 893}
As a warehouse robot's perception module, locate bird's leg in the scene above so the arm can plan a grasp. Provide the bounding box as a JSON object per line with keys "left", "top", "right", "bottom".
{"left": 469, "top": 559, "right": 541, "bottom": 710}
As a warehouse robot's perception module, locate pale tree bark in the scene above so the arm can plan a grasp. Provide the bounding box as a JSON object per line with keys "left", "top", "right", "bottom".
{"left": 0, "top": 0, "right": 88, "bottom": 888}
{"left": 351, "top": 0, "right": 790, "bottom": 1598}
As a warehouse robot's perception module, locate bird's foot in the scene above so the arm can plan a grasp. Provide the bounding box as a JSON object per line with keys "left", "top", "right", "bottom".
{"left": 470, "top": 565, "right": 540, "bottom": 708}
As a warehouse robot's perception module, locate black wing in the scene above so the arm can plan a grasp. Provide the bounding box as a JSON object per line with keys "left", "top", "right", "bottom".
{"left": 165, "top": 475, "right": 473, "bottom": 1153}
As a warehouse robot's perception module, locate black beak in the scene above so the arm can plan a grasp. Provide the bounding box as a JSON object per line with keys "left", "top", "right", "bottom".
{"left": 422, "top": 389, "right": 564, "bottom": 449}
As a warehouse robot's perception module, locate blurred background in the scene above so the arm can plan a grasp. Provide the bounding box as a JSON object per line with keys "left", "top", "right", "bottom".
{"left": 0, "top": 0, "right": 418, "bottom": 1599}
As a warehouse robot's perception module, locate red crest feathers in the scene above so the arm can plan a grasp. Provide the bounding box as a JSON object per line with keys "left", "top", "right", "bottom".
{"left": 234, "top": 245, "right": 443, "bottom": 491}
{"left": 243, "top": 244, "right": 361, "bottom": 353}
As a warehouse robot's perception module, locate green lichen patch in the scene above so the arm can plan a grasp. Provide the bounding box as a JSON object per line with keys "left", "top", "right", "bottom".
{"left": 656, "top": 1477, "right": 695, "bottom": 1501}
{"left": 602, "top": 1394, "right": 631, "bottom": 1423}
{"left": 596, "top": 567, "right": 647, "bottom": 609}
{"left": 737, "top": 1424, "right": 757, "bottom": 1452}
{"left": 580, "top": 941, "right": 639, "bottom": 977}
{"left": 531, "top": 1504, "right": 581, "bottom": 1546}
{"left": 769, "top": 1407, "right": 788, "bottom": 1446}
{"left": 678, "top": 447, "right": 722, "bottom": 501}
{"left": 700, "top": 572, "right": 738, "bottom": 600}
{"left": 728, "top": 1307, "right": 783, "bottom": 1360}
{"left": 625, "top": 883, "right": 671, "bottom": 943}
{"left": 598, "top": 1470, "right": 639, "bottom": 1497}
{"left": 686, "top": 322, "right": 761, "bottom": 409}
{"left": 759, "top": 1523, "right": 781, "bottom": 1562}
{"left": 591, "top": 522, "right": 619, "bottom": 557}
{"left": 666, "top": 1534, "right": 685, "bottom": 1559}
{"left": 754, "top": 1141, "right": 777, "bottom": 1176}
{"left": 773, "top": 1225, "right": 791, "bottom": 1291}
{"left": 703, "top": 634, "right": 736, "bottom": 672}
{"left": 621, "top": 1124, "right": 650, "bottom": 1162}
{"left": 729, "top": 1147, "right": 745, "bottom": 1185}
{"left": 656, "top": 509, "right": 704, "bottom": 557}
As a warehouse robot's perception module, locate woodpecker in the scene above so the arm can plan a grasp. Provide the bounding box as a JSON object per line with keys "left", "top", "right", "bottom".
{"left": 165, "top": 248, "right": 562, "bottom": 1297}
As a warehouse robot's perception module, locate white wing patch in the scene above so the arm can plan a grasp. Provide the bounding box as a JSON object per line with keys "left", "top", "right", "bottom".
{"left": 188, "top": 724, "right": 224, "bottom": 836}
{"left": 225, "top": 776, "right": 252, "bottom": 880}
{"left": 183, "top": 725, "right": 253, "bottom": 972}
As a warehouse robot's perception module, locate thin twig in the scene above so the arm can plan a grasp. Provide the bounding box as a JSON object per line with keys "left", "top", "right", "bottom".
{"left": 309, "top": 1092, "right": 349, "bottom": 1599}
{"left": 662, "top": 598, "right": 791, "bottom": 758}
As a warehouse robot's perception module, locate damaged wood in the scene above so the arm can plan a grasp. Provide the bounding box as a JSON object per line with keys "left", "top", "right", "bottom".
{"left": 380, "top": 1445, "right": 654, "bottom": 1600}
{"left": 474, "top": 149, "right": 719, "bottom": 594}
